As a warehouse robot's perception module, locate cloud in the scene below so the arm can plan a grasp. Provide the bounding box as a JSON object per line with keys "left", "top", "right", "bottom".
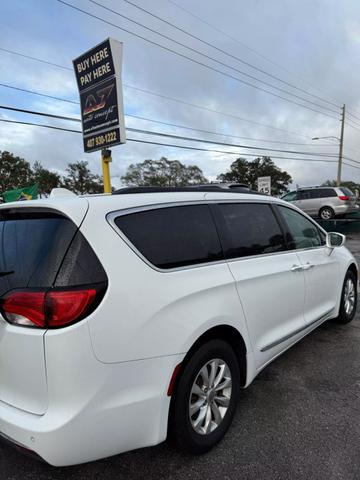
{"left": 1, "top": 0, "right": 360, "bottom": 190}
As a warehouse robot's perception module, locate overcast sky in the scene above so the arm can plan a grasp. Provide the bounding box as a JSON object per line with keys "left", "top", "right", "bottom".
{"left": 1, "top": 0, "right": 360, "bottom": 189}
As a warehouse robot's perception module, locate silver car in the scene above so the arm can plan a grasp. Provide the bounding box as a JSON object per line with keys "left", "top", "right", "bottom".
{"left": 281, "top": 186, "right": 359, "bottom": 219}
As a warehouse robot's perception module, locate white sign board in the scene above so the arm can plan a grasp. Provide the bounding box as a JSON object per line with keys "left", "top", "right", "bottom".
{"left": 257, "top": 176, "right": 271, "bottom": 195}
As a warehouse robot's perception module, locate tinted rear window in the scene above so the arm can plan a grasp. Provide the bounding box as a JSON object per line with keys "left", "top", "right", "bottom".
{"left": 0, "top": 210, "right": 77, "bottom": 296}
{"left": 214, "top": 203, "right": 286, "bottom": 259}
{"left": 340, "top": 187, "right": 354, "bottom": 196}
{"left": 319, "top": 188, "right": 337, "bottom": 198}
{"left": 298, "top": 189, "right": 320, "bottom": 199}
{"left": 114, "top": 205, "right": 223, "bottom": 269}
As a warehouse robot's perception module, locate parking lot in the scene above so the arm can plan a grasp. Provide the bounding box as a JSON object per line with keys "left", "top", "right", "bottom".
{"left": 1, "top": 234, "right": 360, "bottom": 480}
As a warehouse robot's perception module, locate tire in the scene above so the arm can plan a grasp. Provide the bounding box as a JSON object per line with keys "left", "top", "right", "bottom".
{"left": 319, "top": 206, "right": 335, "bottom": 220}
{"left": 169, "top": 339, "right": 240, "bottom": 454}
{"left": 336, "top": 270, "right": 358, "bottom": 324}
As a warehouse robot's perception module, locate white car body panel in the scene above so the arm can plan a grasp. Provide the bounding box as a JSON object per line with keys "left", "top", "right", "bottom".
{"left": 295, "top": 247, "right": 340, "bottom": 324}
{"left": 0, "top": 191, "right": 357, "bottom": 466}
{"left": 226, "top": 251, "right": 306, "bottom": 369}
{"left": 0, "top": 317, "right": 47, "bottom": 415}
{"left": 0, "top": 198, "right": 89, "bottom": 417}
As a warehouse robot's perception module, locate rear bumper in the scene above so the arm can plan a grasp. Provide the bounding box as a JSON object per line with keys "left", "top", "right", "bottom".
{"left": 0, "top": 323, "right": 183, "bottom": 466}
{"left": 333, "top": 204, "right": 359, "bottom": 215}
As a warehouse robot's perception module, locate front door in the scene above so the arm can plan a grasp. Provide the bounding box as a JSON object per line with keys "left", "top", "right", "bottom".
{"left": 277, "top": 205, "right": 339, "bottom": 324}
{"left": 211, "top": 202, "right": 306, "bottom": 369}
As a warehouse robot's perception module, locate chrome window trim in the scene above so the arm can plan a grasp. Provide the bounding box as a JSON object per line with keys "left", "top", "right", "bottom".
{"left": 106, "top": 200, "right": 328, "bottom": 273}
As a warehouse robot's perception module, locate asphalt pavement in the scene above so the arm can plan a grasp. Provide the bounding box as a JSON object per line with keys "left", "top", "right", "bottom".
{"left": 1, "top": 236, "right": 360, "bottom": 480}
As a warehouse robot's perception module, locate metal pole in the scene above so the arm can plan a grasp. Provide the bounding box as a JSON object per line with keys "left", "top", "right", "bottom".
{"left": 101, "top": 148, "right": 112, "bottom": 193}
{"left": 337, "top": 104, "right": 345, "bottom": 186}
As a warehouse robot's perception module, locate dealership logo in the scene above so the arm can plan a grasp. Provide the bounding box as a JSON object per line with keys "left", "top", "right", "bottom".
{"left": 83, "top": 84, "right": 114, "bottom": 115}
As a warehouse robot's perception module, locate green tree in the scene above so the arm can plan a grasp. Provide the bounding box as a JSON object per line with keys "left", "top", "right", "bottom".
{"left": 62, "top": 161, "right": 103, "bottom": 194}
{"left": 218, "top": 156, "right": 292, "bottom": 196}
{"left": 322, "top": 179, "right": 360, "bottom": 193}
{"left": 31, "top": 161, "right": 61, "bottom": 196}
{"left": 121, "top": 157, "right": 208, "bottom": 186}
{"left": 0, "top": 151, "right": 33, "bottom": 193}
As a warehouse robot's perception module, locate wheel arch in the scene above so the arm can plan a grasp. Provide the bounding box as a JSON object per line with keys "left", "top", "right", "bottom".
{"left": 171, "top": 325, "right": 248, "bottom": 394}
{"left": 347, "top": 262, "right": 358, "bottom": 284}
{"left": 167, "top": 325, "right": 247, "bottom": 440}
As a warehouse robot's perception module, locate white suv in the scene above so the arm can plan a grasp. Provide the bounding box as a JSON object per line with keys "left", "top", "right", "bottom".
{"left": 0, "top": 189, "right": 357, "bottom": 466}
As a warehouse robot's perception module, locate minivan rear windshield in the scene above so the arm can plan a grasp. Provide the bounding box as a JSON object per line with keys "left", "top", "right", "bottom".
{"left": 340, "top": 187, "right": 354, "bottom": 196}
{"left": 0, "top": 209, "right": 77, "bottom": 296}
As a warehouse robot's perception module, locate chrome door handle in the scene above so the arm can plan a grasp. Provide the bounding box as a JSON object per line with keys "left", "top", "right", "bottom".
{"left": 291, "top": 264, "right": 303, "bottom": 272}
{"left": 302, "top": 263, "right": 315, "bottom": 271}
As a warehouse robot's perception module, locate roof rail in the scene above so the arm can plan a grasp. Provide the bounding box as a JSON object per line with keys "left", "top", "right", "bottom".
{"left": 113, "top": 185, "right": 263, "bottom": 195}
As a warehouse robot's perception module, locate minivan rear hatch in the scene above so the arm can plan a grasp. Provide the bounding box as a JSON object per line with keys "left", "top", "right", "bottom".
{"left": 340, "top": 187, "right": 357, "bottom": 206}
{"left": 0, "top": 201, "right": 88, "bottom": 414}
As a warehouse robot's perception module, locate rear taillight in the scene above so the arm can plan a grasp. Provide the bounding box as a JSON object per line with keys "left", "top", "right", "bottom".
{"left": 338, "top": 195, "right": 349, "bottom": 201}
{"left": 2, "top": 291, "right": 46, "bottom": 327}
{"left": 1, "top": 288, "right": 98, "bottom": 328}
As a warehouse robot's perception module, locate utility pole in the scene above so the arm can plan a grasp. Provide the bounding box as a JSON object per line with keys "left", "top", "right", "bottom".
{"left": 337, "top": 104, "right": 345, "bottom": 186}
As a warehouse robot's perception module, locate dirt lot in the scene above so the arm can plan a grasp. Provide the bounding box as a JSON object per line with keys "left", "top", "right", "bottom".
{"left": 1, "top": 234, "right": 360, "bottom": 480}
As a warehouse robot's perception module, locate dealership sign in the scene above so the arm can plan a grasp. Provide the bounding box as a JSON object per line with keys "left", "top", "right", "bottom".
{"left": 73, "top": 38, "right": 126, "bottom": 152}
{"left": 257, "top": 176, "right": 271, "bottom": 195}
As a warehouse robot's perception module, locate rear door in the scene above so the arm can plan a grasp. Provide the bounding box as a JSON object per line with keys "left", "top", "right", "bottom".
{"left": 277, "top": 205, "right": 339, "bottom": 325}
{"left": 295, "top": 189, "right": 320, "bottom": 216}
{"left": 211, "top": 202, "right": 306, "bottom": 369}
{"left": 0, "top": 206, "right": 86, "bottom": 414}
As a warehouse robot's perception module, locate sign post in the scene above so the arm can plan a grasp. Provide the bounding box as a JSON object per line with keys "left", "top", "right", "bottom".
{"left": 73, "top": 38, "right": 126, "bottom": 193}
{"left": 101, "top": 149, "right": 112, "bottom": 194}
{"left": 257, "top": 176, "right": 271, "bottom": 195}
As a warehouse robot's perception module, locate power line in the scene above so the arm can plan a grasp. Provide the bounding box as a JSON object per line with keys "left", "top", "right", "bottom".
{"left": 86, "top": 0, "right": 340, "bottom": 117}
{"left": 127, "top": 114, "right": 335, "bottom": 146}
{"left": 128, "top": 127, "right": 339, "bottom": 158}
{"left": 0, "top": 104, "right": 79, "bottom": 122}
{"left": 0, "top": 118, "right": 80, "bottom": 133}
{"left": 0, "top": 83, "right": 78, "bottom": 105}
{"left": 343, "top": 145, "right": 360, "bottom": 156}
{"left": 4, "top": 43, "right": 360, "bottom": 138}
{"left": 56, "top": 0, "right": 340, "bottom": 121}
{"left": 343, "top": 155, "right": 360, "bottom": 165}
{"left": 345, "top": 121, "right": 360, "bottom": 132}
{"left": 0, "top": 82, "right": 338, "bottom": 147}
{"left": 119, "top": 0, "right": 340, "bottom": 110}
{"left": 0, "top": 47, "right": 70, "bottom": 71}
{"left": 0, "top": 104, "right": 340, "bottom": 158}
{"left": 165, "top": 0, "right": 344, "bottom": 109}
{"left": 343, "top": 161, "right": 360, "bottom": 171}
{"left": 121, "top": 84, "right": 317, "bottom": 138}
{"left": 0, "top": 45, "right": 340, "bottom": 140}
{"left": 0, "top": 117, "right": 339, "bottom": 163}
{"left": 346, "top": 111, "right": 360, "bottom": 123}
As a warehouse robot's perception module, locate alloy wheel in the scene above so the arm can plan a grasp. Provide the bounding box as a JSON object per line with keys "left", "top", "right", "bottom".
{"left": 189, "top": 358, "right": 232, "bottom": 435}
{"left": 344, "top": 278, "right": 356, "bottom": 316}
{"left": 321, "top": 208, "right": 333, "bottom": 220}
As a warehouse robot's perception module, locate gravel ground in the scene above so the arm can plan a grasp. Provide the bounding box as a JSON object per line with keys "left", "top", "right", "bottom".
{"left": 1, "top": 235, "right": 360, "bottom": 480}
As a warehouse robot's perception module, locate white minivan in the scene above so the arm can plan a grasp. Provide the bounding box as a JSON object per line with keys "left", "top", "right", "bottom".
{"left": 0, "top": 188, "right": 357, "bottom": 466}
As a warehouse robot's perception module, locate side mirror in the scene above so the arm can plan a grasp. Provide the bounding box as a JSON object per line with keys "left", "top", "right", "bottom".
{"left": 326, "top": 232, "right": 346, "bottom": 248}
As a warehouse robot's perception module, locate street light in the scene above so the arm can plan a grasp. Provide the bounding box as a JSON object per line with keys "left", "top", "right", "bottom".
{"left": 312, "top": 136, "right": 340, "bottom": 142}
{"left": 312, "top": 104, "right": 345, "bottom": 186}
